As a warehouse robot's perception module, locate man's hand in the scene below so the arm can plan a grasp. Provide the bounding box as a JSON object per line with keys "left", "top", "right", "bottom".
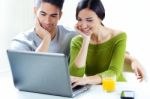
{"left": 34, "top": 17, "right": 51, "bottom": 52}
{"left": 131, "top": 59, "right": 145, "bottom": 82}
{"left": 35, "top": 17, "right": 51, "bottom": 40}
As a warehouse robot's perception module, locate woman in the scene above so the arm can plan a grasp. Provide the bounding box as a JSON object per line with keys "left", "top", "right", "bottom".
{"left": 69, "top": 0, "right": 127, "bottom": 87}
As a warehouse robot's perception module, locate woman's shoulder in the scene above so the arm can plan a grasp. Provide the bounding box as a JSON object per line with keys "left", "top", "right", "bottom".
{"left": 112, "top": 30, "right": 126, "bottom": 37}
{"left": 109, "top": 29, "right": 127, "bottom": 40}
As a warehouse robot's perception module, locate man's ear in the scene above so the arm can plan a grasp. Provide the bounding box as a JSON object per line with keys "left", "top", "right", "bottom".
{"left": 33, "top": 7, "right": 37, "bottom": 15}
{"left": 59, "top": 11, "right": 63, "bottom": 19}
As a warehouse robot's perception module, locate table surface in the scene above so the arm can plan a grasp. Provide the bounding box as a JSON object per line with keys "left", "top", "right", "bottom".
{"left": 0, "top": 71, "right": 149, "bottom": 99}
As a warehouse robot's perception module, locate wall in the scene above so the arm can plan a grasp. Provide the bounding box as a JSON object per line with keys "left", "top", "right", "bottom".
{"left": 0, "top": 0, "right": 34, "bottom": 71}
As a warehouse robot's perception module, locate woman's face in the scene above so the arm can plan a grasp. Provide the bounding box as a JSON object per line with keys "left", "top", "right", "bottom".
{"left": 77, "top": 8, "right": 101, "bottom": 35}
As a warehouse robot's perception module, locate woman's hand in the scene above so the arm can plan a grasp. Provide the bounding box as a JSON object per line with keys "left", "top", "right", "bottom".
{"left": 71, "top": 76, "right": 88, "bottom": 88}
{"left": 71, "top": 75, "right": 102, "bottom": 88}
{"left": 73, "top": 24, "right": 92, "bottom": 68}
{"left": 35, "top": 17, "right": 51, "bottom": 40}
{"left": 75, "top": 24, "right": 91, "bottom": 42}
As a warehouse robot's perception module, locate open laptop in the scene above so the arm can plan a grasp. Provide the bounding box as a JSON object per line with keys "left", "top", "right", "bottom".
{"left": 7, "top": 50, "right": 90, "bottom": 97}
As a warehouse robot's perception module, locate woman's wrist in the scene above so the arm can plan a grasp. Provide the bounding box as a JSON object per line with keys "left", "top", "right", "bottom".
{"left": 85, "top": 75, "right": 102, "bottom": 85}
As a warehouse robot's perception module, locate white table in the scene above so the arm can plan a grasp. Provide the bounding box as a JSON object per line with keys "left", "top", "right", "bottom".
{"left": 0, "top": 71, "right": 150, "bottom": 99}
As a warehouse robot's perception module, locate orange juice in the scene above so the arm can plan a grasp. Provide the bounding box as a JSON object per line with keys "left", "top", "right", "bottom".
{"left": 102, "top": 77, "right": 116, "bottom": 92}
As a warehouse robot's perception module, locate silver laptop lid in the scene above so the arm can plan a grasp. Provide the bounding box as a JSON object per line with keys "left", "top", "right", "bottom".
{"left": 7, "top": 50, "right": 73, "bottom": 97}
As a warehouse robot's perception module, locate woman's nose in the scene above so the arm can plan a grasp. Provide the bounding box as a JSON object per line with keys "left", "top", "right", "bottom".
{"left": 80, "top": 22, "right": 88, "bottom": 29}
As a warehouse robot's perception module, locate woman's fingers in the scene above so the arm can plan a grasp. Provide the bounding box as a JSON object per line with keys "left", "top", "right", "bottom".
{"left": 70, "top": 76, "right": 87, "bottom": 88}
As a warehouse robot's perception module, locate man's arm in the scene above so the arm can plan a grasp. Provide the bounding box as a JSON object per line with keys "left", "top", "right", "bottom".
{"left": 124, "top": 52, "right": 145, "bottom": 82}
{"left": 10, "top": 39, "right": 33, "bottom": 51}
{"left": 35, "top": 17, "right": 51, "bottom": 52}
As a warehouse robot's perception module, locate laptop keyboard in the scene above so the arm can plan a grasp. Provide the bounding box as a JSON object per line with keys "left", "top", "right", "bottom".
{"left": 72, "top": 85, "right": 85, "bottom": 92}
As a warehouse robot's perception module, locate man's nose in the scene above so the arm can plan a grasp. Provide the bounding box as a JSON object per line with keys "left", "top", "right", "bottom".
{"left": 44, "top": 16, "right": 51, "bottom": 24}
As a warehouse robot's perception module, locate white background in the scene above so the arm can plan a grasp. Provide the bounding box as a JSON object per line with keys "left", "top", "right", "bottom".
{"left": 0, "top": 0, "right": 150, "bottom": 81}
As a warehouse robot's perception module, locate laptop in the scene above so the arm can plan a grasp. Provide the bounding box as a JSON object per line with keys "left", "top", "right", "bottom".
{"left": 7, "top": 50, "right": 90, "bottom": 97}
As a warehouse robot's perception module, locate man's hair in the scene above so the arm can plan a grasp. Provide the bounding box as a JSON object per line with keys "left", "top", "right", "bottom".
{"left": 34, "top": 0, "right": 64, "bottom": 10}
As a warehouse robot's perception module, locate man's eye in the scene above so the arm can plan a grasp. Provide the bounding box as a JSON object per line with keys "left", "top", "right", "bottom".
{"left": 41, "top": 13, "right": 46, "bottom": 16}
{"left": 51, "top": 15, "right": 57, "bottom": 17}
{"left": 77, "top": 19, "right": 82, "bottom": 21}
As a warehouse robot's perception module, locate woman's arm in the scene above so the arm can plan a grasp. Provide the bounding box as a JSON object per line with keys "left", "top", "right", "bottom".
{"left": 69, "top": 36, "right": 90, "bottom": 76}
{"left": 69, "top": 36, "right": 86, "bottom": 77}
{"left": 73, "top": 26, "right": 91, "bottom": 68}
{"left": 69, "top": 26, "right": 91, "bottom": 76}
{"left": 74, "top": 38, "right": 90, "bottom": 68}
{"left": 99, "top": 33, "right": 127, "bottom": 81}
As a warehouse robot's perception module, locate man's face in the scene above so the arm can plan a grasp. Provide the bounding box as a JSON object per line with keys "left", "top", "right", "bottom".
{"left": 34, "top": 2, "right": 62, "bottom": 33}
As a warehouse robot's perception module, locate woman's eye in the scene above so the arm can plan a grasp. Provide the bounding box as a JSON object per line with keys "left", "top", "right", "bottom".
{"left": 87, "top": 20, "right": 93, "bottom": 22}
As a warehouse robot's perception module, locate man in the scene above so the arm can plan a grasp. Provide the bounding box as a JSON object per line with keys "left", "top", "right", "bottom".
{"left": 10, "top": 0, "right": 76, "bottom": 57}
{"left": 10, "top": 0, "right": 145, "bottom": 81}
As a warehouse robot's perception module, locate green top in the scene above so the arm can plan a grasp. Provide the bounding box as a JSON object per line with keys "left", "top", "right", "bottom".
{"left": 69, "top": 33, "right": 127, "bottom": 81}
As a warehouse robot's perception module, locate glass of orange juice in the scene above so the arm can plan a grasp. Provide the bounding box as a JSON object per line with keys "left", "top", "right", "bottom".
{"left": 102, "top": 74, "right": 116, "bottom": 92}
